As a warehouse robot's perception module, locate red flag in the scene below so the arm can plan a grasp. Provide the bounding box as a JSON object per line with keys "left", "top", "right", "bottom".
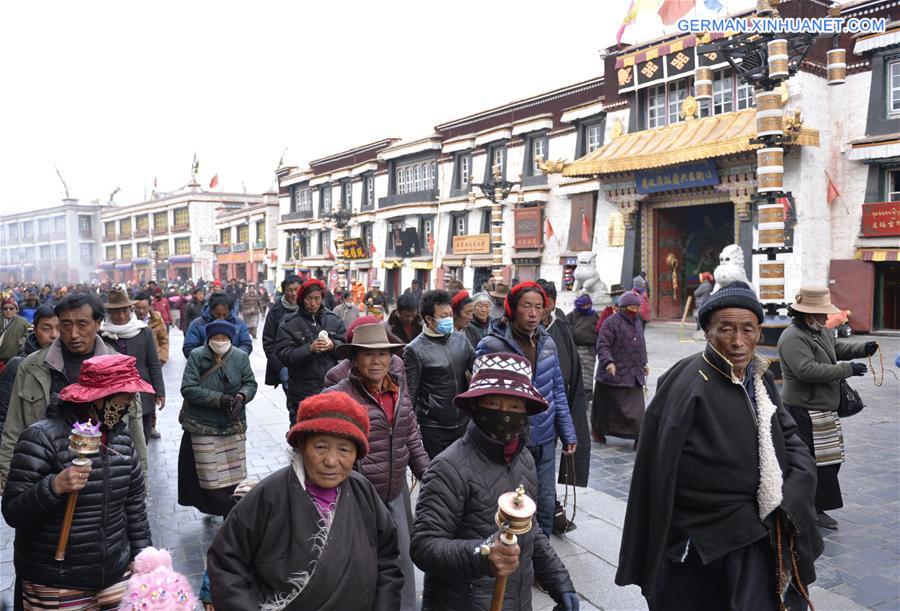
{"left": 581, "top": 212, "right": 592, "bottom": 244}
{"left": 825, "top": 171, "right": 840, "bottom": 205}
{"left": 369, "top": 241, "right": 377, "bottom": 256}
{"left": 427, "top": 233, "right": 435, "bottom": 251}
{"left": 658, "top": 0, "right": 695, "bottom": 25}
{"left": 545, "top": 218, "right": 555, "bottom": 240}
{"left": 209, "top": 173, "right": 219, "bottom": 189}
{"left": 777, "top": 196, "right": 793, "bottom": 221}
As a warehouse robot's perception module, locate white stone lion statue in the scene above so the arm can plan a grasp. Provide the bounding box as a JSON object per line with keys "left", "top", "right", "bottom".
{"left": 572, "top": 252, "right": 611, "bottom": 306}
{"left": 712, "top": 244, "right": 756, "bottom": 294}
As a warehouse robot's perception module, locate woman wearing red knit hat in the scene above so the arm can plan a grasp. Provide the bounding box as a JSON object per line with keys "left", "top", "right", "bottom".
{"left": 207, "top": 391, "right": 402, "bottom": 610}
{"left": 473, "top": 281, "right": 577, "bottom": 539}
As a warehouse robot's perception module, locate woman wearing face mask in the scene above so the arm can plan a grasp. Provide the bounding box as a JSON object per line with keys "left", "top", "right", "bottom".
{"left": 178, "top": 320, "right": 258, "bottom": 517}
{"left": 592, "top": 290, "right": 648, "bottom": 449}
{"left": 777, "top": 286, "right": 877, "bottom": 531}
{"left": 1, "top": 354, "right": 152, "bottom": 609}
{"left": 411, "top": 353, "right": 579, "bottom": 611}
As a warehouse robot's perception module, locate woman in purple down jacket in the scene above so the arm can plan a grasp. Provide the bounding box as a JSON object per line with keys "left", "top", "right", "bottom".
{"left": 593, "top": 290, "right": 648, "bottom": 448}
{"left": 474, "top": 281, "right": 577, "bottom": 538}
{"left": 322, "top": 319, "right": 429, "bottom": 611}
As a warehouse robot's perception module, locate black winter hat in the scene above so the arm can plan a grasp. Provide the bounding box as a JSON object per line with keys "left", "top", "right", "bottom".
{"left": 697, "top": 281, "right": 764, "bottom": 330}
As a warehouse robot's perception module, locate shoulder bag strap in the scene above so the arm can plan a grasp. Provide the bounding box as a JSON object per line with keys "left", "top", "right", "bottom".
{"left": 199, "top": 350, "right": 231, "bottom": 381}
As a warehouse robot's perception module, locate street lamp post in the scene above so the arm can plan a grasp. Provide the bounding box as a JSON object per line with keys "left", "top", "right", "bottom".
{"left": 323, "top": 208, "right": 353, "bottom": 291}
{"left": 471, "top": 164, "right": 520, "bottom": 284}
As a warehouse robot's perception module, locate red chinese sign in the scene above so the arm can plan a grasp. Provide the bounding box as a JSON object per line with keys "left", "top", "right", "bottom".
{"left": 861, "top": 202, "right": 900, "bottom": 237}
{"left": 514, "top": 207, "right": 543, "bottom": 249}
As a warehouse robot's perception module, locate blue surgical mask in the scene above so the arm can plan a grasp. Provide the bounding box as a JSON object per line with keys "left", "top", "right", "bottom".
{"left": 435, "top": 317, "right": 454, "bottom": 336}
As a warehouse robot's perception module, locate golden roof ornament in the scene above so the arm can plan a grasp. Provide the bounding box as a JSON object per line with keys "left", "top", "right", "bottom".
{"left": 783, "top": 108, "right": 804, "bottom": 138}
{"left": 778, "top": 82, "right": 789, "bottom": 106}
{"left": 535, "top": 155, "right": 568, "bottom": 174}
{"left": 680, "top": 96, "right": 699, "bottom": 121}
{"left": 611, "top": 118, "right": 624, "bottom": 138}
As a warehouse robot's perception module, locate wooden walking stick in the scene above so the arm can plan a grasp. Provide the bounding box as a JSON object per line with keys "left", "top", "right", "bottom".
{"left": 55, "top": 421, "right": 101, "bottom": 562}
{"left": 482, "top": 485, "right": 536, "bottom": 611}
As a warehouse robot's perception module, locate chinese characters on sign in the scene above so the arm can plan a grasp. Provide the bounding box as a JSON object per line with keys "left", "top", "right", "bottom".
{"left": 342, "top": 237, "right": 369, "bottom": 260}
{"left": 514, "top": 207, "right": 543, "bottom": 249}
{"left": 635, "top": 159, "right": 720, "bottom": 194}
{"left": 861, "top": 202, "right": 900, "bottom": 237}
{"left": 452, "top": 234, "right": 491, "bottom": 255}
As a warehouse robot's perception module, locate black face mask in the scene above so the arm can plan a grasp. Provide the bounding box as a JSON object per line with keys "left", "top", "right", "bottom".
{"left": 474, "top": 408, "right": 528, "bottom": 444}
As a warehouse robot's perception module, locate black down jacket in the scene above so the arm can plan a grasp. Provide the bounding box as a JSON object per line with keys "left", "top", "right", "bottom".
{"left": 410, "top": 422, "right": 575, "bottom": 610}
{"left": 261, "top": 297, "right": 297, "bottom": 387}
{"left": 402, "top": 331, "right": 473, "bottom": 431}
{"left": 274, "top": 308, "right": 347, "bottom": 412}
{"left": 1, "top": 402, "right": 152, "bottom": 590}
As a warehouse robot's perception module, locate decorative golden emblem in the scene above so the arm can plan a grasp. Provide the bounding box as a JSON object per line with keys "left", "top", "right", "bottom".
{"left": 611, "top": 118, "right": 624, "bottom": 138}
{"left": 680, "top": 96, "right": 699, "bottom": 121}
{"left": 783, "top": 108, "right": 803, "bottom": 137}
{"left": 535, "top": 157, "right": 568, "bottom": 174}
{"left": 641, "top": 62, "right": 659, "bottom": 79}
{"left": 670, "top": 52, "right": 690, "bottom": 70}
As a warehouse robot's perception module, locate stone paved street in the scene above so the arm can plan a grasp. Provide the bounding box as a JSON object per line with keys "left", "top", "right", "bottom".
{"left": 2, "top": 323, "right": 898, "bottom": 609}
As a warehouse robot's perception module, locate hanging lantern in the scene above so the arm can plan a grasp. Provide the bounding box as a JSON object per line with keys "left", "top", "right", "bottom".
{"left": 759, "top": 261, "right": 786, "bottom": 302}
{"left": 756, "top": 147, "right": 784, "bottom": 193}
{"left": 767, "top": 39, "right": 789, "bottom": 79}
{"left": 694, "top": 66, "right": 713, "bottom": 101}
{"left": 757, "top": 202, "right": 786, "bottom": 247}
{"left": 827, "top": 48, "right": 846, "bottom": 85}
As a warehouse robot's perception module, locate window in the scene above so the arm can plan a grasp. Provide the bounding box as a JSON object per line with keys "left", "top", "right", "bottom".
{"left": 363, "top": 175, "right": 375, "bottom": 210}
{"left": 293, "top": 187, "right": 313, "bottom": 215}
{"left": 104, "top": 221, "right": 115, "bottom": 239}
{"left": 40, "top": 245, "right": 51, "bottom": 260}
{"left": 480, "top": 208, "right": 492, "bottom": 234}
{"left": 80, "top": 243, "right": 93, "bottom": 263}
{"left": 887, "top": 168, "right": 900, "bottom": 202}
{"left": 362, "top": 223, "right": 374, "bottom": 254}
{"left": 119, "top": 218, "right": 131, "bottom": 235}
{"left": 419, "top": 216, "right": 435, "bottom": 252}
{"left": 522, "top": 133, "right": 549, "bottom": 185}
{"left": 173, "top": 207, "right": 189, "bottom": 229}
{"left": 52, "top": 216, "right": 65, "bottom": 233}
{"left": 320, "top": 185, "right": 332, "bottom": 215}
{"left": 256, "top": 220, "right": 266, "bottom": 244}
{"left": 135, "top": 214, "right": 149, "bottom": 233}
{"left": 736, "top": 78, "right": 754, "bottom": 110}
{"left": 647, "top": 84, "right": 666, "bottom": 128}
{"left": 120, "top": 244, "right": 133, "bottom": 260}
{"left": 154, "top": 240, "right": 170, "bottom": 258}
{"left": 153, "top": 211, "right": 168, "bottom": 232}
{"left": 78, "top": 215, "right": 92, "bottom": 233}
{"left": 54, "top": 244, "right": 66, "bottom": 259}
{"left": 453, "top": 152, "right": 472, "bottom": 193}
{"left": 220, "top": 228, "right": 231, "bottom": 244}
{"left": 585, "top": 123, "right": 604, "bottom": 153}
{"left": 174, "top": 237, "right": 191, "bottom": 255}
{"left": 486, "top": 145, "right": 506, "bottom": 180}
{"left": 105, "top": 245, "right": 116, "bottom": 261}
{"left": 319, "top": 230, "right": 331, "bottom": 256}
{"left": 667, "top": 80, "right": 688, "bottom": 125}
{"left": 22, "top": 221, "right": 33, "bottom": 238}
{"left": 395, "top": 159, "right": 436, "bottom": 194}
{"left": 342, "top": 181, "right": 352, "bottom": 210}
{"left": 532, "top": 138, "right": 547, "bottom": 174}
{"left": 237, "top": 224, "right": 249, "bottom": 244}
{"left": 890, "top": 60, "right": 900, "bottom": 115}
{"left": 39, "top": 218, "right": 50, "bottom": 237}
{"left": 712, "top": 69, "right": 733, "bottom": 115}
{"left": 137, "top": 242, "right": 150, "bottom": 257}
{"left": 385, "top": 221, "right": 401, "bottom": 255}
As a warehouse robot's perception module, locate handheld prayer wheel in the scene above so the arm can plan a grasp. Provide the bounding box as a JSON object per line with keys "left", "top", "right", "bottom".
{"left": 767, "top": 39, "right": 789, "bottom": 79}
{"left": 827, "top": 48, "right": 846, "bottom": 85}
{"left": 756, "top": 147, "right": 784, "bottom": 193}
{"left": 694, "top": 66, "right": 713, "bottom": 101}
{"left": 55, "top": 421, "right": 102, "bottom": 562}
{"left": 489, "top": 485, "right": 537, "bottom": 611}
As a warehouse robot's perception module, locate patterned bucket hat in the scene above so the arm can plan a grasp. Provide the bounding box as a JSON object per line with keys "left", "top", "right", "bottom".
{"left": 453, "top": 352, "right": 548, "bottom": 416}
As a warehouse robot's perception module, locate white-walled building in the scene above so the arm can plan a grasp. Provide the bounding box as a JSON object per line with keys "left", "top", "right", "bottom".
{"left": 213, "top": 193, "right": 280, "bottom": 285}
{"left": 99, "top": 185, "right": 266, "bottom": 285}
{"left": 0, "top": 199, "right": 104, "bottom": 285}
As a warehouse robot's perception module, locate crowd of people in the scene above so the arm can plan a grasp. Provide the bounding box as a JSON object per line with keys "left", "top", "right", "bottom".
{"left": 0, "top": 268, "right": 882, "bottom": 610}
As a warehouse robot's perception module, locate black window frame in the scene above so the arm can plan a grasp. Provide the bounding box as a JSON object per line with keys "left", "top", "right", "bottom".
{"left": 484, "top": 143, "right": 508, "bottom": 182}
{"left": 381, "top": 152, "right": 439, "bottom": 208}
{"left": 319, "top": 184, "right": 332, "bottom": 217}
{"left": 575, "top": 117, "right": 606, "bottom": 157}
{"left": 362, "top": 173, "right": 376, "bottom": 211}
{"left": 289, "top": 185, "right": 313, "bottom": 220}
{"left": 447, "top": 212, "right": 468, "bottom": 253}
{"left": 385, "top": 220, "right": 403, "bottom": 257}
{"left": 522, "top": 132, "right": 549, "bottom": 186}
{"left": 361, "top": 222, "right": 374, "bottom": 255}
{"left": 341, "top": 179, "right": 352, "bottom": 211}
{"left": 451, "top": 150, "right": 473, "bottom": 197}
{"left": 319, "top": 229, "right": 331, "bottom": 257}
{"left": 418, "top": 215, "right": 436, "bottom": 253}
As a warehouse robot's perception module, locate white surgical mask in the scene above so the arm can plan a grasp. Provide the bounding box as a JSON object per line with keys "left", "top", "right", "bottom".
{"left": 209, "top": 339, "right": 232, "bottom": 355}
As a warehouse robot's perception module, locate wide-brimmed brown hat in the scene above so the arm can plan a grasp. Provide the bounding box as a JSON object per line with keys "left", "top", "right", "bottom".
{"left": 608, "top": 283, "right": 627, "bottom": 296}
{"left": 790, "top": 286, "right": 840, "bottom": 315}
{"left": 106, "top": 288, "right": 137, "bottom": 310}
{"left": 335, "top": 323, "right": 406, "bottom": 359}
{"left": 489, "top": 283, "right": 510, "bottom": 299}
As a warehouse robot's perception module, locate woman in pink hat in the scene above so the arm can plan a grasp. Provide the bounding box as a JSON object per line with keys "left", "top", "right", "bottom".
{"left": 1, "top": 353, "right": 153, "bottom": 610}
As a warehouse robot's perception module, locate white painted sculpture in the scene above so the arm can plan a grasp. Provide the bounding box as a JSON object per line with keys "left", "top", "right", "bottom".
{"left": 712, "top": 244, "right": 756, "bottom": 294}
{"left": 572, "top": 252, "right": 611, "bottom": 306}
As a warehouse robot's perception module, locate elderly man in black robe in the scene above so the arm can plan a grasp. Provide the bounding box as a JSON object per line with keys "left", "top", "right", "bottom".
{"left": 616, "top": 281, "right": 821, "bottom": 611}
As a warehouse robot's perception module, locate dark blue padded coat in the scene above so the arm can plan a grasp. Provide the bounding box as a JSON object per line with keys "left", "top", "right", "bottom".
{"left": 474, "top": 321, "right": 577, "bottom": 448}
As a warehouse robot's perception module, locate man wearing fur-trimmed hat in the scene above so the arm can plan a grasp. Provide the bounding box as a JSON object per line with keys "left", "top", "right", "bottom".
{"left": 617, "top": 281, "right": 821, "bottom": 610}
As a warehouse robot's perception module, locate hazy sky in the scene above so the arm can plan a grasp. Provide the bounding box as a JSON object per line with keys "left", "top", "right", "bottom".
{"left": 0, "top": 0, "right": 751, "bottom": 215}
